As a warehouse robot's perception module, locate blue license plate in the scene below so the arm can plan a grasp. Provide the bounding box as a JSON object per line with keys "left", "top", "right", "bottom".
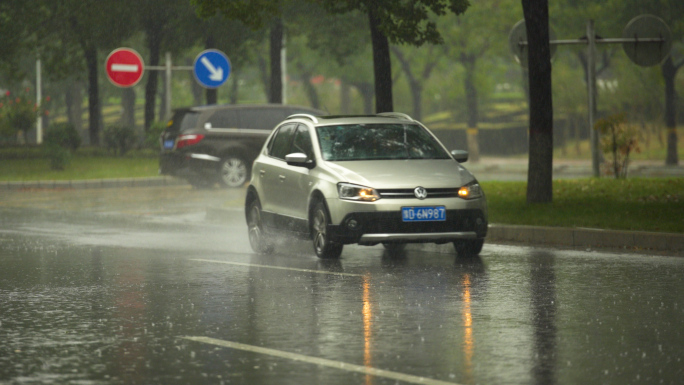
{"left": 402, "top": 206, "right": 446, "bottom": 222}
{"left": 163, "top": 139, "right": 175, "bottom": 149}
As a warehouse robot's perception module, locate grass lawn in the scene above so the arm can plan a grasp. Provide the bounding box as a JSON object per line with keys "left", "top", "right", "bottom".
{"left": 0, "top": 156, "right": 159, "bottom": 181}
{"left": 482, "top": 178, "right": 684, "bottom": 234}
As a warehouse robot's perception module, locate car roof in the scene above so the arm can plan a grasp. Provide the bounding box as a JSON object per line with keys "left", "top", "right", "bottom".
{"left": 184, "top": 103, "right": 324, "bottom": 114}
{"left": 285, "top": 112, "right": 417, "bottom": 126}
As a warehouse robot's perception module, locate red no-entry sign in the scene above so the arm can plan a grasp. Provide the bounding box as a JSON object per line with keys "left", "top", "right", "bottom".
{"left": 105, "top": 48, "right": 144, "bottom": 87}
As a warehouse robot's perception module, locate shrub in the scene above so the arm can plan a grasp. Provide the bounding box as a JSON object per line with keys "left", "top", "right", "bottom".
{"left": 144, "top": 121, "right": 167, "bottom": 150}
{"left": 594, "top": 113, "right": 641, "bottom": 179}
{"left": 103, "top": 124, "right": 137, "bottom": 156}
{"left": 43, "top": 122, "right": 81, "bottom": 151}
{"left": 42, "top": 123, "right": 81, "bottom": 170}
{"left": 45, "top": 143, "right": 71, "bottom": 170}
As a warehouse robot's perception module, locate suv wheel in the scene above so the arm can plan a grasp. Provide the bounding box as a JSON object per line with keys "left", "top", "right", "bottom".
{"left": 219, "top": 156, "right": 249, "bottom": 188}
{"left": 311, "top": 201, "right": 343, "bottom": 259}
{"left": 453, "top": 239, "right": 484, "bottom": 256}
{"left": 247, "top": 198, "right": 273, "bottom": 254}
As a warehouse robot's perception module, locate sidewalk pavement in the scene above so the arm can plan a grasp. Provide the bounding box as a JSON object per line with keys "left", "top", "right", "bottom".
{"left": 3, "top": 157, "right": 683, "bottom": 255}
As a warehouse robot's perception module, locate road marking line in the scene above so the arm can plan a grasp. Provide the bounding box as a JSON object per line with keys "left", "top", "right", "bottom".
{"left": 190, "top": 258, "right": 363, "bottom": 277}
{"left": 182, "top": 336, "right": 462, "bottom": 385}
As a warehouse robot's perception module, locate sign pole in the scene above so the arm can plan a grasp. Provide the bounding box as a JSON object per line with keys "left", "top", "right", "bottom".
{"left": 165, "top": 52, "right": 172, "bottom": 120}
{"left": 587, "top": 20, "right": 600, "bottom": 177}
{"left": 36, "top": 59, "right": 42, "bottom": 144}
{"left": 509, "top": 15, "right": 671, "bottom": 179}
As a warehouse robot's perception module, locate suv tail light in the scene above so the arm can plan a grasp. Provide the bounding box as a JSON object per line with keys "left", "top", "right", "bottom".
{"left": 176, "top": 134, "right": 205, "bottom": 149}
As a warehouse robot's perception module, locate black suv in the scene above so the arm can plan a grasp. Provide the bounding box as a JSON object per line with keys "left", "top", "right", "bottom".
{"left": 159, "top": 104, "right": 325, "bottom": 188}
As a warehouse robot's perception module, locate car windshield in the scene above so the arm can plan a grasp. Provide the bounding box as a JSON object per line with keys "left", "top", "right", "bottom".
{"left": 316, "top": 123, "right": 450, "bottom": 161}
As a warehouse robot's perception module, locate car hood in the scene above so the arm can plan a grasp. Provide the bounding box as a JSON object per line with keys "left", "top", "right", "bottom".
{"left": 325, "top": 159, "right": 476, "bottom": 189}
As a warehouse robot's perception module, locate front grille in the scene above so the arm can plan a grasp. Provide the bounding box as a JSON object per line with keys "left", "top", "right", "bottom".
{"left": 378, "top": 188, "right": 459, "bottom": 199}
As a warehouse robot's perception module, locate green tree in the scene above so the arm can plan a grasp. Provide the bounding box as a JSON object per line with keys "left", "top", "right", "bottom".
{"left": 437, "top": 0, "right": 521, "bottom": 161}
{"left": 38, "top": 0, "right": 135, "bottom": 146}
{"left": 192, "top": 0, "right": 287, "bottom": 104}
{"left": 315, "top": 0, "right": 470, "bottom": 113}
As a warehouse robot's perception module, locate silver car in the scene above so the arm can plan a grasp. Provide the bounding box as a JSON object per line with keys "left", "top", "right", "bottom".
{"left": 245, "top": 112, "right": 488, "bottom": 258}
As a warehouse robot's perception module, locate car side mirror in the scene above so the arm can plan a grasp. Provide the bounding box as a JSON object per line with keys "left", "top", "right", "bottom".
{"left": 450, "top": 149, "right": 469, "bottom": 163}
{"left": 285, "top": 152, "right": 315, "bottom": 169}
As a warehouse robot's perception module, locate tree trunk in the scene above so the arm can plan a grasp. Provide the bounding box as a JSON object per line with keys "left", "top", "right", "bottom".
{"left": 463, "top": 58, "right": 480, "bottom": 162}
{"left": 340, "top": 80, "right": 351, "bottom": 114}
{"left": 661, "top": 56, "right": 679, "bottom": 166}
{"left": 159, "top": 79, "right": 167, "bottom": 121}
{"left": 205, "top": 36, "right": 218, "bottom": 105}
{"left": 121, "top": 87, "right": 136, "bottom": 128}
{"left": 189, "top": 58, "right": 203, "bottom": 106}
{"left": 230, "top": 73, "right": 239, "bottom": 104}
{"left": 84, "top": 44, "right": 101, "bottom": 146}
{"left": 269, "top": 18, "right": 283, "bottom": 104}
{"left": 522, "top": 0, "right": 553, "bottom": 204}
{"left": 391, "top": 47, "right": 422, "bottom": 120}
{"left": 145, "top": 35, "right": 161, "bottom": 131}
{"left": 353, "top": 82, "right": 374, "bottom": 115}
{"left": 368, "top": 7, "right": 393, "bottom": 113}
{"left": 302, "top": 73, "right": 320, "bottom": 110}
{"left": 65, "top": 81, "right": 83, "bottom": 133}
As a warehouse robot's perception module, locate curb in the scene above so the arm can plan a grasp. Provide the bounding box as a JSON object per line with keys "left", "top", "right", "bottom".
{"left": 486, "top": 224, "right": 684, "bottom": 253}
{"left": 411, "top": 224, "right": 684, "bottom": 256}
{"left": 0, "top": 176, "right": 185, "bottom": 190}
{"left": 207, "top": 207, "right": 684, "bottom": 256}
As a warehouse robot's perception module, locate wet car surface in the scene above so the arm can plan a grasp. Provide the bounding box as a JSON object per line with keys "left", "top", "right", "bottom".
{"left": 0, "top": 186, "right": 682, "bottom": 384}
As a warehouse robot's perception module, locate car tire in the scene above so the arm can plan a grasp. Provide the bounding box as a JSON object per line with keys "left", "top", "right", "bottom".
{"left": 453, "top": 239, "right": 484, "bottom": 256}
{"left": 247, "top": 198, "right": 273, "bottom": 254}
{"left": 218, "top": 155, "right": 249, "bottom": 188}
{"left": 311, "top": 201, "right": 343, "bottom": 259}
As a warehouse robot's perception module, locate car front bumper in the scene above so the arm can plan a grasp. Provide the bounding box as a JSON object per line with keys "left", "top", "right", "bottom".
{"left": 326, "top": 208, "right": 488, "bottom": 245}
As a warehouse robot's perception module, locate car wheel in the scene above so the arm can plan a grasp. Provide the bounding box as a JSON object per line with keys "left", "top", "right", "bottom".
{"left": 453, "top": 239, "right": 484, "bottom": 256}
{"left": 218, "top": 156, "right": 249, "bottom": 188}
{"left": 311, "top": 201, "right": 343, "bottom": 259}
{"left": 247, "top": 198, "right": 273, "bottom": 254}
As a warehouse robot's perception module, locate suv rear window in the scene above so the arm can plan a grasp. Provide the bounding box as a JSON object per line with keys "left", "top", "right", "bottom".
{"left": 206, "top": 109, "right": 239, "bottom": 128}
{"left": 178, "top": 111, "right": 200, "bottom": 132}
{"left": 241, "top": 108, "right": 293, "bottom": 130}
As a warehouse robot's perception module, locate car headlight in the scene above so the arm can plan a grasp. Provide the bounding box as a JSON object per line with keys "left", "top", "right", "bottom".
{"left": 338, "top": 183, "right": 380, "bottom": 202}
{"left": 458, "top": 181, "right": 483, "bottom": 200}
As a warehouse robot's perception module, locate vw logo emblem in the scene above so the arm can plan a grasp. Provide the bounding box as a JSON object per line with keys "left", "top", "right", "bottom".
{"left": 414, "top": 186, "right": 428, "bottom": 200}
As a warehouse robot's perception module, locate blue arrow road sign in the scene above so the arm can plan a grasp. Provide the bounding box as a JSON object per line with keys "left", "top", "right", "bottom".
{"left": 193, "top": 49, "right": 231, "bottom": 89}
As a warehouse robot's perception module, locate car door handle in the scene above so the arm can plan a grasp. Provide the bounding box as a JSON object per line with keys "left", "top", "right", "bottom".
{"left": 279, "top": 175, "right": 286, "bottom": 182}
{"left": 259, "top": 170, "right": 266, "bottom": 177}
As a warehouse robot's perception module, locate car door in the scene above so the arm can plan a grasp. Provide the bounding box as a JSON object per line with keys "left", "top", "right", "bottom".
{"left": 280, "top": 125, "right": 315, "bottom": 224}
{"left": 257, "top": 123, "right": 296, "bottom": 217}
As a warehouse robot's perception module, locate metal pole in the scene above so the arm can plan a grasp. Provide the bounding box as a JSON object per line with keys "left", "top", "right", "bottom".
{"left": 165, "top": 52, "right": 172, "bottom": 120}
{"left": 281, "top": 32, "right": 287, "bottom": 104}
{"left": 36, "top": 59, "right": 42, "bottom": 144}
{"left": 587, "top": 20, "right": 600, "bottom": 177}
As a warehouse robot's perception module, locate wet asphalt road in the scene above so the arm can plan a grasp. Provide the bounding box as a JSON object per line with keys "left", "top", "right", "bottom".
{"left": 0, "top": 185, "right": 682, "bottom": 385}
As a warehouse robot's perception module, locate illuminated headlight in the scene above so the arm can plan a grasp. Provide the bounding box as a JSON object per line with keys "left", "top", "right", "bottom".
{"left": 458, "top": 182, "right": 483, "bottom": 200}
{"left": 337, "top": 183, "right": 380, "bottom": 202}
